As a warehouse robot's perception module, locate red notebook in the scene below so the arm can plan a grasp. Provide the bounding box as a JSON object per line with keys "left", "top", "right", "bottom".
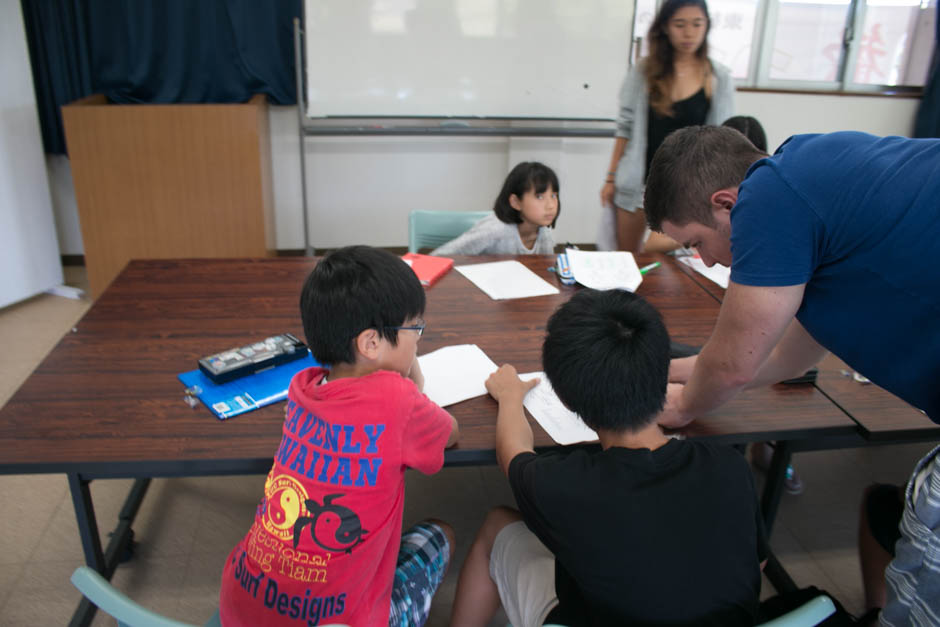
{"left": 402, "top": 252, "right": 454, "bottom": 287}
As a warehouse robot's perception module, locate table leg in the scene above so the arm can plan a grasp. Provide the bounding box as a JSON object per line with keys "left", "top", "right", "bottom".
{"left": 67, "top": 475, "right": 152, "bottom": 627}
{"left": 760, "top": 442, "right": 800, "bottom": 594}
{"left": 761, "top": 441, "right": 792, "bottom": 536}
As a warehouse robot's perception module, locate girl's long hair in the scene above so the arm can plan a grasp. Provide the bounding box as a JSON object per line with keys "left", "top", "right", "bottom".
{"left": 644, "top": 0, "right": 713, "bottom": 117}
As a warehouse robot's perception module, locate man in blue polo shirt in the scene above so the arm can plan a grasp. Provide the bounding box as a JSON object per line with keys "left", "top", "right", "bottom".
{"left": 643, "top": 126, "right": 940, "bottom": 625}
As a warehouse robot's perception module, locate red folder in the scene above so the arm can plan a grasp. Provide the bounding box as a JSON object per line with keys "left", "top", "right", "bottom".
{"left": 402, "top": 253, "right": 454, "bottom": 287}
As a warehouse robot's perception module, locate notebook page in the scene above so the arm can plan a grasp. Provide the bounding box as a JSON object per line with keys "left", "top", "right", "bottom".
{"left": 519, "top": 371, "right": 599, "bottom": 445}
{"left": 565, "top": 249, "right": 642, "bottom": 292}
{"left": 455, "top": 261, "right": 559, "bottom": 300}
{"left": 417, "top": 344, "right": 499, "bottom": 407}
{"left": 678, "top": 255, "right": 730, "bottom": 288}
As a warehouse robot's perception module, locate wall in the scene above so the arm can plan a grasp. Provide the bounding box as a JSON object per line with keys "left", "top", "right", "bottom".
{"left": 1, "top": 2, "right": 62, "bottom": 307}
{"left": 50, "top": 91, "right": 920, "bottom": 254}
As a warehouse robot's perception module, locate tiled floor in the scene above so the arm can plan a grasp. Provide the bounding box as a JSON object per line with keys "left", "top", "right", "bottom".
{"left": 0, "top": 266, "right": 934, "bottom": 626}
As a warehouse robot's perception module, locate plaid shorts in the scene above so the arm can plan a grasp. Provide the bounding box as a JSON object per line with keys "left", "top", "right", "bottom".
{"left": 388, "top": 521, "right": 451, "bottom": 626}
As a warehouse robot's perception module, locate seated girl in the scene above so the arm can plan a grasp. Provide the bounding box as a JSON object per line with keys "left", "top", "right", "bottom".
{"left": 432, "top": 162, "right": 560, "bottom": 255}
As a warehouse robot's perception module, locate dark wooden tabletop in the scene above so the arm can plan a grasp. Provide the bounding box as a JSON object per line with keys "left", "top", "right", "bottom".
{"left": 0, "top": 255, "right": 854, "bottom": 475}
{"left": 814, "top": 354, "right": 940, "bottom": 442}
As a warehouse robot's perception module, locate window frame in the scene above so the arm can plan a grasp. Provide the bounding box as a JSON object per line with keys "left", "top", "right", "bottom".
{"left": 634, "top": 0, "right": 929, "bottom": 95}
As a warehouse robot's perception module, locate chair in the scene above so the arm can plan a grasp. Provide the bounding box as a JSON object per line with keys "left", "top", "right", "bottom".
{"left": 758, "top": 594, "right": 838, "bottom": 626}
{"left": 70, "top": 566, "right": 219, "bottom": 627}
{"left": 408, "top": 210, "right": 490, "bottom": 253}
{"left": 511, "top": 596, "right": 836, "bottom": 627}
{"left": 70, "top": 566, "right": 351, "bottom": 627}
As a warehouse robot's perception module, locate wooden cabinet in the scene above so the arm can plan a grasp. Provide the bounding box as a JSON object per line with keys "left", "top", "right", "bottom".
{"left": 62, "top": 94, "right": 275, "bottom": 298}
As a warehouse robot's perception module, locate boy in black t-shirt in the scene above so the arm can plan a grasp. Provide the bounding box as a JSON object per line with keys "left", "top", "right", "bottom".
{"left": 450, "top": 289, "right": 769, "bottom": 627}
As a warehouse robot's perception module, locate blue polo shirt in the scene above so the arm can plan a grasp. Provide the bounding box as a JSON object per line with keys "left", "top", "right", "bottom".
{"left": 729, "top": 132, "right": 940, "bottom": 422}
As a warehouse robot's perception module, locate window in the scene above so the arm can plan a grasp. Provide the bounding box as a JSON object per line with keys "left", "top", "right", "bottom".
{"left": 632, "top": 0, "right": 935, "bottom": 90}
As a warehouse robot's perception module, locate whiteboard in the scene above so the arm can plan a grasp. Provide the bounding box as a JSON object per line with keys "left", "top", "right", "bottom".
{"left": 304, "top": 0, "right": 633, "bottom": 120}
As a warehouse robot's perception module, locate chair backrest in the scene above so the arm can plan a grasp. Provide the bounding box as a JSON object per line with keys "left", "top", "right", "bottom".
{"left": 70, "top": 566, "right": 205, "bottom": 627}
{"left": 757, "top": 595, "right": 837, "bottom": 627}
{"left": 408, "top": 210, "right": 490, "bottom": 253}
{"left": 71, "top": 566, "right": 349, "bottom": 627}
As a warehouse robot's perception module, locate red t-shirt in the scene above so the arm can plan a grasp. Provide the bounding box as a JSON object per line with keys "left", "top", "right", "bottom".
{"left": 219, "top": 367, "right": 453, "bottom": 626}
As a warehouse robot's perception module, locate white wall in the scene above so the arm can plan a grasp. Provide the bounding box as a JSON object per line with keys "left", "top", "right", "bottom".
{"left": 1, "top": 2, "right": 62, "bottom": 308}
{"left": 51, "top": 92, "right": 921, "bottom": 254}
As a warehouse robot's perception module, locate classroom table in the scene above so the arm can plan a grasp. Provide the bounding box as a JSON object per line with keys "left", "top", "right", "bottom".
{"left": 0, "top": 255, "right": 857, "bottom": 626}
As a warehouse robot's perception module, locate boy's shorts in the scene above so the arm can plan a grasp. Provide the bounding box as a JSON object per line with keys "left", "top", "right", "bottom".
{"left": 489, "top": 521, "right": 559, "bottom": 627}
{"left": 866, "top": 483, "right": 904, "bottom": 555}
{"left": 389, "top": 521, "right": 451, "bottom": 627}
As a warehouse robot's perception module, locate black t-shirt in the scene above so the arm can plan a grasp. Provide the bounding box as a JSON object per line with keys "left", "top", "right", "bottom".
{"left": 508, "top": 439, "right": 768, "bottom": 627}
{"left": 645, "top": 87, "right": 710, "bottom": 178}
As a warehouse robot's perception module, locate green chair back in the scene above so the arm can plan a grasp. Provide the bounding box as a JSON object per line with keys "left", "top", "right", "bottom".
{"left": 408, "top": 210, "right": 490, "bottom": 253}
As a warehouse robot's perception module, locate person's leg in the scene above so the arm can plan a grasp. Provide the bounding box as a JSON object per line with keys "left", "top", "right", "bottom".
{"left": 615, "top": 206, "right": 647, "bottom": 252}
{"left": 450, "top": 506, "right": 522, "bottom": 627}
{"left": 858, "top": 484, "right": 902, "bottom": 611}
{"left": 388, "top": 518, "right": 454, "bottom": 627}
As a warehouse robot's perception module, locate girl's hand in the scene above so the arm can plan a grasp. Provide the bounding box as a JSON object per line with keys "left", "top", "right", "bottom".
{"left": 600, "top": 181, "right": 616, "bottom": 208}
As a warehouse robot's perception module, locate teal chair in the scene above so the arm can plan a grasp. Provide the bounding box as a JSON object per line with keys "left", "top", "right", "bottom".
{"left": 70, "top": 566, "right": 352, "bottom": 627}
{"left": 408, "top": 210, "right": 490, "bottom": 253}
{"left": 512, "top": 596, "right": 836, "bottom": 627}
{"left": 758, "top": 594, "right": 837, "bottom": 626}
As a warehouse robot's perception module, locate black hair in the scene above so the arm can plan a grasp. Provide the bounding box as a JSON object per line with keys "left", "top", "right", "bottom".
{"left": 492, "top": 161, "right": 561, "bottom": 228}
{"left": 722, "top": 115, "right": 768, "bottom": 152}
{"left": 300, "top": 246, "right": 425, "bottom": 366}
{"left": 542, "top": 289, "right": 670, "bottom": 433}
{"left": 644, "top": 125, "right": 766, "bottom": 231}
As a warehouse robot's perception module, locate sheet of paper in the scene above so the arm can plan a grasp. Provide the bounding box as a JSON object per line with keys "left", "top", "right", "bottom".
{"left": 519, "top": 372, "right": 599, "bottom": 445}
{"left": 455, "top": 260, "right": 559, "bottom": 300}
{"left": 417, "top": 344, "right": 498, "bottom": 407}
{"left": 565, "top": 248, "right": 642, "bottom": 292}
{"left": 678, "top": 255, "right": 730, "bottom": 289}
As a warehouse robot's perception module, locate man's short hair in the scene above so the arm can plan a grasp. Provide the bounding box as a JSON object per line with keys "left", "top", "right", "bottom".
{"left": 543, "top": 289, "right": 670, "bottom": 433}
{"left": 300, "top": 246, "right": 425, "bottom": 366}
{"left": 644, "top": 125, "right": 766, "bottom": 232}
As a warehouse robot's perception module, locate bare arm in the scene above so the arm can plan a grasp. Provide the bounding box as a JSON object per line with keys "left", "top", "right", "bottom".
{"left": 486, "top": 365, "right": 539, "bottom": 476}
{"left": 746, "top": 318, "right": 828, "bottom": 388}
{"left": 600, "top": 137, "right": 629, "bottom": 208}
{"left": 660, "top": 281, "right": 806, "bottom": 428}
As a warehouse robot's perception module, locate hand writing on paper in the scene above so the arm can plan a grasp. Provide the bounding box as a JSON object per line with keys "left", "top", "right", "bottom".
{"left": 485, "top": 365, "right": 539, "bottom": 402}
{"left": 657, "top": 383, "right": 694, "bottom": 429}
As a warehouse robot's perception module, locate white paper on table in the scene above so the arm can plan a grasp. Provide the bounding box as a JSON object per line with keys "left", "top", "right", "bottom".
{"left": 565, "top": 248, "right": 643, "bottom": 292}
{"left": 519, "top": 372, "right": 599, "bottom": 445}
{"left": 455, "top": 260, "right": 559, "bottom": 300}
{"left": 678, "top": 255, "right": 730, "bottom": 288}
{"left": 417, "top": 344, "right": 499, "bottom": 407}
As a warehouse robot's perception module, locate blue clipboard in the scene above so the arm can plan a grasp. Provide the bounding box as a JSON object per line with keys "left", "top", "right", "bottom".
{"left": 178, "top": 353, "right": 321, "bottom": 420}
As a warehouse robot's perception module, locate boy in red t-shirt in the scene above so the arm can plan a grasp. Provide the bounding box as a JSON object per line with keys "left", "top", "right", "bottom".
{"left": 220, "top": 246, "right": 459, "bottom": 626}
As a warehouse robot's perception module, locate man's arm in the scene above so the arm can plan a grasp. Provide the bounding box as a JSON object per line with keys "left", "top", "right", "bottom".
{"left": 746, "top": 318, "right": 828, "bottom": 389}
{"left": 660, "top": 281, "right": 806, "bottom": 428}
{"left": 485, "top": 365, "right": 539, "bottom": 476}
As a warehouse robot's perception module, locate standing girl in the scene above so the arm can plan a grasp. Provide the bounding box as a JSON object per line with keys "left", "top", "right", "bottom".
{"left": 433, "top": 161, "right": 560, "bottom": 255}
{"left": 599, "top": 0, "right": 734, "bottom": 252}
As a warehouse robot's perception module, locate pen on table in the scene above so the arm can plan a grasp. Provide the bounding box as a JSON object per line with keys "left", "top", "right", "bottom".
{"left": 639, "top": 261, "right": 661, "bottom": 275}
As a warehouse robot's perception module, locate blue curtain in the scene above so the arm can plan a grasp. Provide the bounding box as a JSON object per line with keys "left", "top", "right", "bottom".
{"left": 21, "top": 0, "right": 301, "bottom": 155}
{"left": 914, "top": 4, "right": 940, "bottom": 138}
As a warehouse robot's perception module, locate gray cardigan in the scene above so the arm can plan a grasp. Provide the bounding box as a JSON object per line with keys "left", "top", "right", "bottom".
{"left": 613, "top": 60, "right": 735, "bottom": 211}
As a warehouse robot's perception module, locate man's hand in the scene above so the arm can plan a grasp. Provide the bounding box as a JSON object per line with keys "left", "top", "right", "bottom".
{"left": 657, "top": 383, "right": 694, "bottom": 429}
{"left": 486, "top": 365, "right": 538, "bottom": 403}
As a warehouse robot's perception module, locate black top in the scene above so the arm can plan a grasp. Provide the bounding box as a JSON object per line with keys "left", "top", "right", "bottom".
{"left": 646, "top": 87, "right": 710, "bottom": 178}
{"left": 508, "top": 439, "right": 768, "bottom": 627}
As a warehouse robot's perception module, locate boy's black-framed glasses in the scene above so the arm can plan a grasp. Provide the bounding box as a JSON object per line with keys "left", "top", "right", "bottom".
{"left": 386, "top": 320, "right": 426, "bottom": 336}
